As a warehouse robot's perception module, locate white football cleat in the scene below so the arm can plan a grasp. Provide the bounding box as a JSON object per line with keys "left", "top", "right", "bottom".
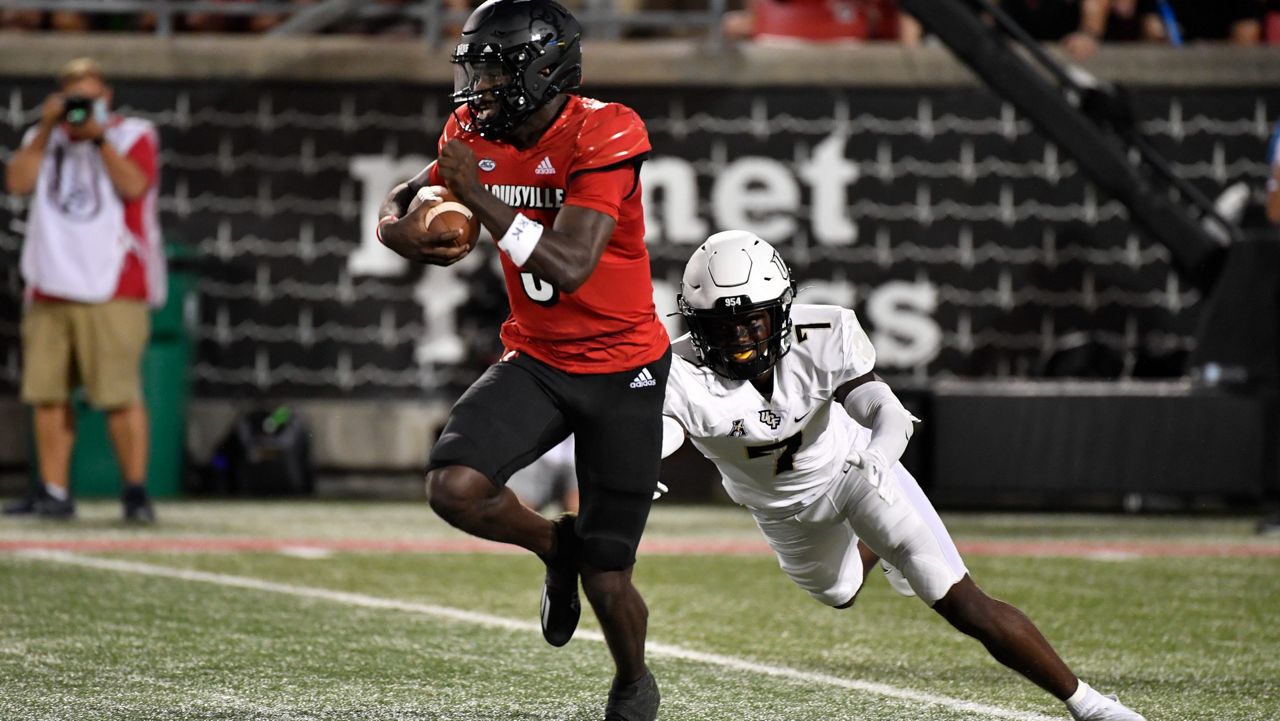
{"left": 1072, "top": 693, "right": 1147, "bottom": 721}
{"left": 881, "top": 562, "right": 915, "bottom": 597}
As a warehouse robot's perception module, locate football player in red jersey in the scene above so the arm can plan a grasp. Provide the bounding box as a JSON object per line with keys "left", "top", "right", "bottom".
{"left": 376, "top": 2, "right": 668, "bottom": 719}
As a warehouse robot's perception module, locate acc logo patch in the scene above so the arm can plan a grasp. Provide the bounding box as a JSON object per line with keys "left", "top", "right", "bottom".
{"left": 758, "top": 410, "right": 781, "bottom": 430}
{"left": 478, "top": 158, "right": 497, "bottom": 172}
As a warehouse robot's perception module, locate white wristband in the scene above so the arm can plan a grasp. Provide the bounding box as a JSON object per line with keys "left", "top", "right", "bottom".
{"left": 497, "top": 212, "right": 543, "bottom": 267}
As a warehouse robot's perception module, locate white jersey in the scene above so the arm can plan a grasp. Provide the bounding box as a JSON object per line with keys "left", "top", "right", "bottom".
{"left": 663, "top": 304, "right": 877, "bottom": 514}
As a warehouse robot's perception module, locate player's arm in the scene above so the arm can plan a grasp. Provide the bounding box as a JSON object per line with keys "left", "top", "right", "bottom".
{"left": 377, "top": 161, "right": 473, "bottom": 266}
{"left": 528, "top": 204, "right": 614, "bottom": 293}
{"left": 651, "top": 414, "right": 690, "bottom": 501}
{"left": 835, "top": 372, "right": 918, "bottom": 473}
{"left": 661, "top": 415, "right": 687, "bottom": 459}
{"left": 449, "top": 175, "right": 613, "bottom": 293}
{"left": 378, "top": 163, "right": 434, "bottom": 221}
{"left": 436, "top": 139, "right": 612, "bottom": 292}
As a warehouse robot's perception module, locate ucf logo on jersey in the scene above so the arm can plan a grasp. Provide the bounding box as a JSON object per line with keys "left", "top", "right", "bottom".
{"left": 758, "top": 410, "right": 782, "bottom": 430}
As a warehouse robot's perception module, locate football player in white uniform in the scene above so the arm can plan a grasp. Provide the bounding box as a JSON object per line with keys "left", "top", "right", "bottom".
{"left": 659, "top": 230, "right": 1146, "bottom": 721}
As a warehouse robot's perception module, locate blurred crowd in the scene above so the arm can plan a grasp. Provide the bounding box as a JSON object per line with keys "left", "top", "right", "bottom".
{"left": 729, "top": 0, "right": 1280, "bottom": 53}
{"left": 2, "top": 0, "right": 1279, "bottom": 52}
{"left": 0, "top": 0, "right": 443, "bottom": 36}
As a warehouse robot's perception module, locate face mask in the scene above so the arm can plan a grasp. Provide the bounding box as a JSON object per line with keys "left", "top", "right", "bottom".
{"left": 92, "top": 98, "right": 109, "bottom": 125}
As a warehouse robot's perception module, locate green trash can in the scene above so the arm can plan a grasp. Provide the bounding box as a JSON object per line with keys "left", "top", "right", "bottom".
{"left": 31, "top": 247, "right": 197, "bottom": 499}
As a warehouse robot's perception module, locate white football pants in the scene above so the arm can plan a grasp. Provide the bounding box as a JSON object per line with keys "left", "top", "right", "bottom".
{"left": 752, "top": 459, "right": 967, "bottom": 607}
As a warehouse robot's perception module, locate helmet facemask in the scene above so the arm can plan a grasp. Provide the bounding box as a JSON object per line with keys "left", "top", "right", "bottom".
{"left": 450, "top": 2, "right": 582, "bottom": 141}
{"left": 451, "top": 48, "right": 530, "bottom": 139}
{"left": 679, "top": 288, "right": 795, "bottom": 381}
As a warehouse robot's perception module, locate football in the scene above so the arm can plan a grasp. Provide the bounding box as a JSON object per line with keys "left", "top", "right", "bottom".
{"left": 408, "top": 185, "right": 480, "bottom": 249}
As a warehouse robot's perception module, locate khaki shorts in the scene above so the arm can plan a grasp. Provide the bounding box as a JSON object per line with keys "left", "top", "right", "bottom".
{"left": 21, "top": 299, "right": 150, "bottom": 409}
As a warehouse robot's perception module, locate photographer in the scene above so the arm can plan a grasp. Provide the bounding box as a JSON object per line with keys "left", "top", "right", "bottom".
{"left": 2, "top": 57, "right": 166, "bottom": 522}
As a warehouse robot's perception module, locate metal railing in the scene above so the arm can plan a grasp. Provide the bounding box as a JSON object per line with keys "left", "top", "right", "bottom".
{"left": 0, "top": 0, "right": 730, "bottom": 46}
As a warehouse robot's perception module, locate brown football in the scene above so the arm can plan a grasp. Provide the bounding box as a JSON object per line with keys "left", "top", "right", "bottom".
{"left": 409, "top": 185, "right": 480, "bottom": 250}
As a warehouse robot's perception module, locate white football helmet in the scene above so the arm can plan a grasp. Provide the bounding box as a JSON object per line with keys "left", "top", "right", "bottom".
{"left": 677, "top": 230, "right": 796, "bottom": 380}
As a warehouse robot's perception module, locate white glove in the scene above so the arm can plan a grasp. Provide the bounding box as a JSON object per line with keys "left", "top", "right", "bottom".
{"left": 406, "top": 185, "right": 443, "bottom": 213}
{"left": 652, "top": 481, "right": 669, "bottom": 501}
{"left": 846, "top": 447, "right": 897, "bottom": 505}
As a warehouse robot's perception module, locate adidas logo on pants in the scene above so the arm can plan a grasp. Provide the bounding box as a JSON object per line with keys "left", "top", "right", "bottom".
{"left": 629, "top": 368, "right": 656, "bottom": 388}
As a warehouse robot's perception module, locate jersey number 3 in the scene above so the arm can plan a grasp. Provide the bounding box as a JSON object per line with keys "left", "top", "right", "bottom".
{"left": 746, "top": 431, "right": 803, "bottom": 475}
{"left": 520, "top": 272, "right": 560, "bottom": 307}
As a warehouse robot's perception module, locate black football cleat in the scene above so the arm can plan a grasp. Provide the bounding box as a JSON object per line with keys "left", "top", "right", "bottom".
{"left": 603, "top": 671, "right": 660, "bottom": 721}
{"left": 4, "top": 484, "right": 74, "bottom": 519}
{"left": 38, "top": 494, "right": 76, "bottom": 519}
{"left": 539, "top": 513, "right": 581, "bottom": 647}
{"left": 122, "top": 486, "right": 156, "bottom": 524}
{"left": 4, "top": 487, "right": 74, "bottom": 519}
{"left": 2, "top": 489, "right": 45, "bottom": 516}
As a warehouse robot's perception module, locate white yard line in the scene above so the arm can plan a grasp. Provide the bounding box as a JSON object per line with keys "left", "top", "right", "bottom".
{"left": 13, "top": 550, "right": 1059, "bottom": 721}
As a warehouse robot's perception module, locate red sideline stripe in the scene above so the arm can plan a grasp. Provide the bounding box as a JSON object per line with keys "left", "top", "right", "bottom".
{"left": 1, "top": 537, "right": 1279, "bottom": 558}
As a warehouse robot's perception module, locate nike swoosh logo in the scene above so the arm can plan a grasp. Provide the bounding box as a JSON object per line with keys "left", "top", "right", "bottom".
{"left": 795, "top": 411, "right": 811, "bottom": 422}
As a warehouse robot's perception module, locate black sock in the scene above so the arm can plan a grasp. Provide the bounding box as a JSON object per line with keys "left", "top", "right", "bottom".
{"left": 122, "top": 484, "right": 148, "bottom": 503}
{"left": 539, "top": 527, "right": 562, "bottom": 564}
{"left": 541, "top": 515, "right": 577, "bottom": 564}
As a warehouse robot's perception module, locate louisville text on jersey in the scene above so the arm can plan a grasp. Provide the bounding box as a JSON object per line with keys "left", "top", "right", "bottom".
{"left": 484, "top": 184, "right": 565, "bottom": 210}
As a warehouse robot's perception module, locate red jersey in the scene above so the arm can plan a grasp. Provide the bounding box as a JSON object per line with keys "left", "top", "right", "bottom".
{"left": 430, "top": 95, "right": 669, "bottom": 374}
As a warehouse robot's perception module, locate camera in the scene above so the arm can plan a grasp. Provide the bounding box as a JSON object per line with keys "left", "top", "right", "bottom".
{"left": 63, "top": 95, "right": 92, "bottom": 125}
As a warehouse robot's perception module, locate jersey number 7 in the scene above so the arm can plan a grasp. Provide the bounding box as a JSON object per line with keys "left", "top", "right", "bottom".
{"left": 746, "top": 431, "right": 803, "bottom": 475}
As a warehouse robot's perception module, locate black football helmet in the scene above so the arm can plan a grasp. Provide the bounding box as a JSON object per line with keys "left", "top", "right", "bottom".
{"left": 450, "top": 0, "right": 583, "bottom": 140}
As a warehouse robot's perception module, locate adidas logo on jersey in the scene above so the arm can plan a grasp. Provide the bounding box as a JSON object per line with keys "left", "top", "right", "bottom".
{"left": 629, "top": 368, "right": 656, "bottom": 389}
{"left": 535, "top": 156, "right": 557, "bottom": 175}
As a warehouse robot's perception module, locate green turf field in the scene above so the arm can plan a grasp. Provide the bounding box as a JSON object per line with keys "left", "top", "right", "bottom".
{"left": 1, "top": 502, "right": 1277, "bottom": 720}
